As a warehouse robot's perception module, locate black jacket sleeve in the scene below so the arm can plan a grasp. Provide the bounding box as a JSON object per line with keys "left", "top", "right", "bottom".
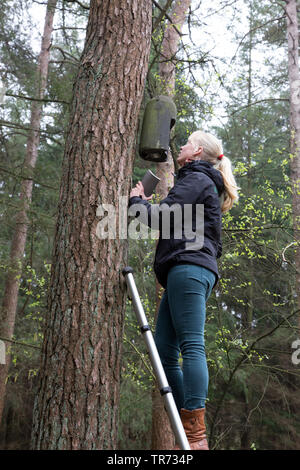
{"left": 128, "top": 173, "right": 209, "bottom": 229}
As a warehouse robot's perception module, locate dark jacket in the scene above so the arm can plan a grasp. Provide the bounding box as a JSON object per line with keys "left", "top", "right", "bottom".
{"left": 129, "top": 160, "right": 224, "bottom": 289}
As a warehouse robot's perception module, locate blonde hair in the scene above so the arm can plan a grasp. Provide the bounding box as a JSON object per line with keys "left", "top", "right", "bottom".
{"left": 188, "top": 130, "right": 239, "bottom": 213}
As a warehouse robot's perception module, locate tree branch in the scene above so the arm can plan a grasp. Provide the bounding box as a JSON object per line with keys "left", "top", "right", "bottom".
{"left": 63, "top": 0, "right": 89, "bottom": 10}
{"left": 153, "top": 0, "right": 173, "bottom": 31}
{"left": 230, "top": 15, "right": 286, "bottom": 64}
{"left": 152, "top": 0, "right": 184, "bottom": 37}
{"left": 0, "top": 119, "right": 62, "bottom": 136}
{"left": 5, "top": 92, "right": 70, "bottom": 105}
{"left": 0, "top": 165, "right": 59, "bottom": 191}
{"left": 0, "top": 335, "right": 41, "bottom": 350}
{"left": 230, "top": 97, "right": 289, "bottom": 115}
{"left": 51, "top": 45, "right": 79, "bottom": 62}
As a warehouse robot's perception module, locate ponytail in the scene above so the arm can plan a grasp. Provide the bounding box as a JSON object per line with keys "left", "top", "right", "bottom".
{"left": 189, "top": 130, "right": 239, "bottom": 213}
{"left": 214, "top": 155, "right": 239, "bottom": 213}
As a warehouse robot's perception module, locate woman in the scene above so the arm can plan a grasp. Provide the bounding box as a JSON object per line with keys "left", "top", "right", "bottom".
{"left": 129, "top": 130, "right": 239, "bottom": 450}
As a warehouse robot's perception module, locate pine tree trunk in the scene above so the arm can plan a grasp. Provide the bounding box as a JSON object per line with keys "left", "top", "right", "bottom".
{"left": 151, "top": 0, "right": 191, "bottom": 451}
{"left": 31, "top": 0, "right": 152, "bottom": 450}
{"left": 286, "top": 0, "right": 300, "bottom": 329}
{"left": 0, "top": 0, "right": 57, "bottom": 424}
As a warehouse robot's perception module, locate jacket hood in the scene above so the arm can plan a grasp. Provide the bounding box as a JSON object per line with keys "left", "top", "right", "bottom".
{"left": 177, "top": 160, "right": 224, "bottom": 196}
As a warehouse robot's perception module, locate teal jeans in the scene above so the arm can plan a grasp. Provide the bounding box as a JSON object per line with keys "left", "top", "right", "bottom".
{"left": 154, "top": 264, "right": 216, "bottom": 411}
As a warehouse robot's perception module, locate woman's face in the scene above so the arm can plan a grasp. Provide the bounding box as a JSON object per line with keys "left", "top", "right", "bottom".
{"left": 177, "top": 138, "right": 203, "bottom": 168}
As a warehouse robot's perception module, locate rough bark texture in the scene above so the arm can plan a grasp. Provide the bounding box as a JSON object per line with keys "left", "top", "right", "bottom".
{"left": 151, "top": 0, "right": 191, "bottom": 451}
{"left": 0, "top": 0, "right": 57, "bottom": 424}
{"left": 158, "top": 0, "right": 191, "bottom": 93}
{"left": 31, "top": 0, "right": 152, "bottom": 450}
{"left": 286, "top": 0, "right": 300, "bottom": 328}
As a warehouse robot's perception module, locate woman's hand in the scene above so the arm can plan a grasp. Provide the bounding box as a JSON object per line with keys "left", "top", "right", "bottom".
{"left": 130, "top": 181, "right": 152, "bottom": 201}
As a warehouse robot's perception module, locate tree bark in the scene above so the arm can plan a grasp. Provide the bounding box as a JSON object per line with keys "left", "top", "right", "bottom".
{"left": 286, "top": 0, "right": 300, "bottom": 330}
{"left": 31, "top": 0, "right": 152, "bottom": 450}
{"left": 151, "top": 0, "right": 191, "bottom": 451}
{"left": 0, "top": 0, "right": 57, "bottom": 424}
{"left": 158, "top": 0, "right": 191, "bottom": 93}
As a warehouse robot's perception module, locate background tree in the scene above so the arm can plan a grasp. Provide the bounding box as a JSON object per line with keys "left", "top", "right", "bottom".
{"left": 0, "top": 0, "right": 86, "bottom": 448}
{"left": 0, "top": 0, "right": 58, "bottom": 425}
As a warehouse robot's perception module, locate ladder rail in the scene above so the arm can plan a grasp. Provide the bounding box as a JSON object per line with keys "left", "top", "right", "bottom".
{"left": 122, "top": 266, "right": 190, "bottom": 451}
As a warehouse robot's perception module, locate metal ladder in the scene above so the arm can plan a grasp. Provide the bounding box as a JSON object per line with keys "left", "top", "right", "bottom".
{"left": 122, "top": 266, "right": 190, "bottom": 450}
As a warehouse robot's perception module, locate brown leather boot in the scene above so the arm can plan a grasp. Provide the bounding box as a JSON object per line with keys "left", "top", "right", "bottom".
{"left": 173, "top": 408, "right": 209, "bottom": 450}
